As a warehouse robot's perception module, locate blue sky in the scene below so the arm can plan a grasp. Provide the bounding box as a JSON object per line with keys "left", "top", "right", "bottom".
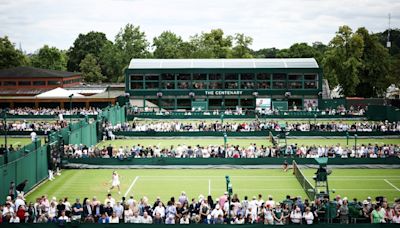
{"left": 0, "top": 0, "right": 399, "bottom": 53}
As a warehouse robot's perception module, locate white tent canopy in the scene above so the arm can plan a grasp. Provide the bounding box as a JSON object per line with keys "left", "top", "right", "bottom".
{"left": 35, "top": 87, "right": 84, "bottom": 98}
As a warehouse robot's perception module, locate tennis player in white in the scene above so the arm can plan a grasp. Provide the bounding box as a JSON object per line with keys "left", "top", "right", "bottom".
{"left": 108, "top": 171, "right": 121, "bottom": 195}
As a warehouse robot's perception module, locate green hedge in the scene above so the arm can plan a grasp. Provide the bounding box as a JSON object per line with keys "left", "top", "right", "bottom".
{"left": 65, "top": 157, "right": 400, "bottom": 166}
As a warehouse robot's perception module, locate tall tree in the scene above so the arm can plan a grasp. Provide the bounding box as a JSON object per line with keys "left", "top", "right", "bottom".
{"left": 79, "top": 54, "right": 106, "bottom": 83}
{"left": 30, "top": 45, "right": 68, "bottom": 71}
{"left": 67, "top": 32, "right": 111, "bottom": 72}
{"left": 0, "top": 36, "right": 27, "bottom": 69}
{"left": 115, "top": 24, "right": 150, "bottom": 65}
{"left": 189, "top": 29, "right": 233, "bottom": 58}
{"left": 276, "top": 43, "right": 317, "bottom": 58}
{"left": 355, "top": 27, "right": 391, "bottom": 97}
{"left": 231, "top": 33, "right": 253, "bottom": 58}
{"left": 322, "top": 25, "right": 364, "bottom": 96}
{"left": 153, "top": 31, "right": 184, "bottom": 58}
{"left": 98, "top": 42, "right": 124, "bottom": 82}
{"left": 252, "top": 48, "right": 280, "bottom": 58}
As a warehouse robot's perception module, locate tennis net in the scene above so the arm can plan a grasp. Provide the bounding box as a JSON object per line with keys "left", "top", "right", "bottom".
{"left": 292, "top": 160, "right": 315, "bottom": 200}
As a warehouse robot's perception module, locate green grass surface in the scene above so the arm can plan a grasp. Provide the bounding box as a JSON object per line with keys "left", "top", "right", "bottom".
{"left": 98, "top": 138, "right": 400, "bottom": 148}
{"left": 26, "top": 169, "right": 400, "bottom": 204}
{"left": 0, "top": 137, "right": 39, "bottom": 147}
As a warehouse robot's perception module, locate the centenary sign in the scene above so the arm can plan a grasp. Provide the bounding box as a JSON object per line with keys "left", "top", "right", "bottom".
{"left": 205, "top": 91, "right": 243, "bottom": 95}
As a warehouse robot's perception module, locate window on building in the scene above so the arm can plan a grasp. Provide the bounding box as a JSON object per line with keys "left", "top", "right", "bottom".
{"left": 193, "top": 73, "right": 207, "bottom": 80}
{"left": 130, "top": 74, "right": 143, "bottom": 81}
{"left": 4, "top": 81, "right": 16, "bottom": 86}
{"left": 209, "top": 82, "right": 222, "bottom": 89}
{"left": 209, "top": 99, "right": 223, "bottom": 107}
{"left": 273, "top": 73, "right": 286, "bottom": 80}
{"left": 177, "top": 73, "right": 190, "bottom": 80}
{"left": 304, "top": 74, "right": 318, "bottom": 80}
{"left": 177, "top": 82, "right": 189, "bottom": 89}
{"left": 209, "top": 73, "right": 222, "bottom": 80}
{"left": 48, "top": 81, "right": 61, "bottom": 85}
{"left": 240, "top": 81, "right": 255, "bottom": 89}
{"left": 161, "top": 73, "right": 174, "bottom": 80}
{"left": 304, "top": 81, "right": 317, "bottom": 89}
{"left": 18, "top": 81, "right": 31, "bottom": 86}
{"left": 288, "top": 74, "right": 303, "bottom": 80}
{"left": 257, "top": 81, "right": 270, "bottom": 89}
{"left": 272, "top": 81, "right": 286, "bottom": 89}
{"left": 177, "top": 99, "right": 191, "bottom": 107}
{"left": 145, "top": 74, "right": 159, "bottom": 81}
{"left": 162, "top": 81, "right": 175, "bottom": 89}
{"left": 193, "top": 81, "right": 207, "bottom": 89}
{"left": 33, "top": 81, "right": 45, "bottom": 86}
{"left": 145, "top": 82, "right": 159, "bottom": 89}
{"left": 225, "top": 99, "right": 239, "bottom": 107}
{"left": 130, "top": 82, "right": 143, "bottom": 89}
{"left": 160, "top": 99, "right": 175, "bottom": 108}
{"left": 257, "top": 73, "right": 271, "bottom": 80}
{"left": 225, "top": 73, "right": 238, "bottom": 80}
{"left": 225, "top": 82, "right": 238, "bottom": 89}
{"left": 240, "top": 98, "right": 255, "bottom": 107}
{"left": 240, "top": 73, "right": 254, "bottom": 80}
{"left": 288, "top": 81, "right": 303, "bottom": 89}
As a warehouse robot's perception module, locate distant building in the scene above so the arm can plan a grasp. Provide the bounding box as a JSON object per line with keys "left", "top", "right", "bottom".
{"left": 0, "top": 66, "right": 81, "bottom": 96}
{"left": 125, "top": 58, "right": 323, "bottom": 111}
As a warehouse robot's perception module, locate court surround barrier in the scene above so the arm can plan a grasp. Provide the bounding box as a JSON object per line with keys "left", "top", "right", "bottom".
{"left": 64, "top": 157, "right": 400, "bottom": 166}
{"left": 0, "top": 143, "right": 48, "bottom": 202}
{"left": 0, "top": 105, "right": 127, "bottom": 201}
{"left": 113, "top": 131, "right": 400, "bottom": 137}
{"left": 128, "top": 111, "right": 364, "bottom": 120}
{"left": 0, "top": 223, "right": 398, "bottom": 228}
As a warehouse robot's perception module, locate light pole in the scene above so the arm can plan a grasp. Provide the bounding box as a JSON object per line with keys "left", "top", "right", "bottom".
{"left": 69, "top": 94, "right": 74, "bottom": 124}
{"left": 225, "top": 175, "right": 233, "bottom": 221}
{"left": 223, "top": 132, "right": 227, "bottom": 156}
{"left": 107, "top": 85, "right": 111, "bottom": 106}
{"left": 354, "top": 134, "right": 358, "bottom": 153}
{"left": 2, "top": 109, "right": 8, "bottom": 164}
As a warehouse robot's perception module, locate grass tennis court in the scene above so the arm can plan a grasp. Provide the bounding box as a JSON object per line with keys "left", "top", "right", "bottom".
{"left": 98, "top": 138, "right": 400, "bottom": 148}
{"left": 26, "top": 168, "right": 400, "bottom": 204}
{"left": 0, "top": 137, "right": 38, "bottom": 147}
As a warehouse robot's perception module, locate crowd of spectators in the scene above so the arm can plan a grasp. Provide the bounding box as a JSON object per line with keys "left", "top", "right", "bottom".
{"left": 2, "top": 107, "right": 102, "bottom": 116}
{"left": 1, "top": 191, "right": 399, "bottom": 224}
{"left": 63, "top": 143, "right": 400, "bottom": 159}
{"left": 257, "top": 105, "right": 366, "bottom": 116}
{"left": 107, "top": 120, "right": 400, "bottom": 133}
{"left": 0, "top": 120, "right": 68, "bottom": 133}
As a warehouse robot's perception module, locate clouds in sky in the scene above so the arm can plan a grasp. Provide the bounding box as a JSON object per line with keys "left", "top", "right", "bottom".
{"left": 0, "top": 0, "right": 399, "bottom": 53}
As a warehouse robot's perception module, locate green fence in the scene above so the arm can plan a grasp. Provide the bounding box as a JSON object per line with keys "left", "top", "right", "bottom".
{"left": 69, "top": 121, "right": 98, "bottom": 146}
{"left": 114, "top": 131, "right": 400, "bottom": 137}
{"left": 0, "top": 144, "right": 48, "bottom": 201}
{"left": 65, "top": 157, "right": 400, "bottom": 166}
{"left": 1, "top": 223, "right": 399, "bottom": 228}
{"left": 100, "top": 105, "right": 126, "bottom": 125}
{"left": 366, "top": 105, "right": 400, "bottom": 122}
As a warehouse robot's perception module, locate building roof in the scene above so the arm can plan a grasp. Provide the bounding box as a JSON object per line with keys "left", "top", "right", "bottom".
{"left": 128, "top": 58, "right": 319, "bottom": 69}
{"left": 35, "top": 87, "right": 84, "bottom": 98}
{"left": 0, "top": 66, "right": 80, "bottom": 78}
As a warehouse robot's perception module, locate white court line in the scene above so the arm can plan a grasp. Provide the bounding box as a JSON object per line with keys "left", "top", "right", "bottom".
{"left": 124, "top": 176, "right": 140, "bottom": 197}
{"left": 134, "top": 175, "right": 400, "bottom": 178}
{"left": 213, "top": 188, "right": 397, "bottom": 191}
{"left": 208, "top": 179, "right": 211, "bottom": 196}
{"left": 384, "top": 179, "right": 400, "bottom": 192}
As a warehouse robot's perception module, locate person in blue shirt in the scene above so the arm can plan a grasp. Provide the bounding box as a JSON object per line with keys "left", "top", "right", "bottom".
{"left": 98, "top": 213, "right": 109, "bottom": 224}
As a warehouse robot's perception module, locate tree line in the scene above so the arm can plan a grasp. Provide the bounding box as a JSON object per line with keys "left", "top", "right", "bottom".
{"left": 0, "top": 24, "right": 399, "bottom": 97}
